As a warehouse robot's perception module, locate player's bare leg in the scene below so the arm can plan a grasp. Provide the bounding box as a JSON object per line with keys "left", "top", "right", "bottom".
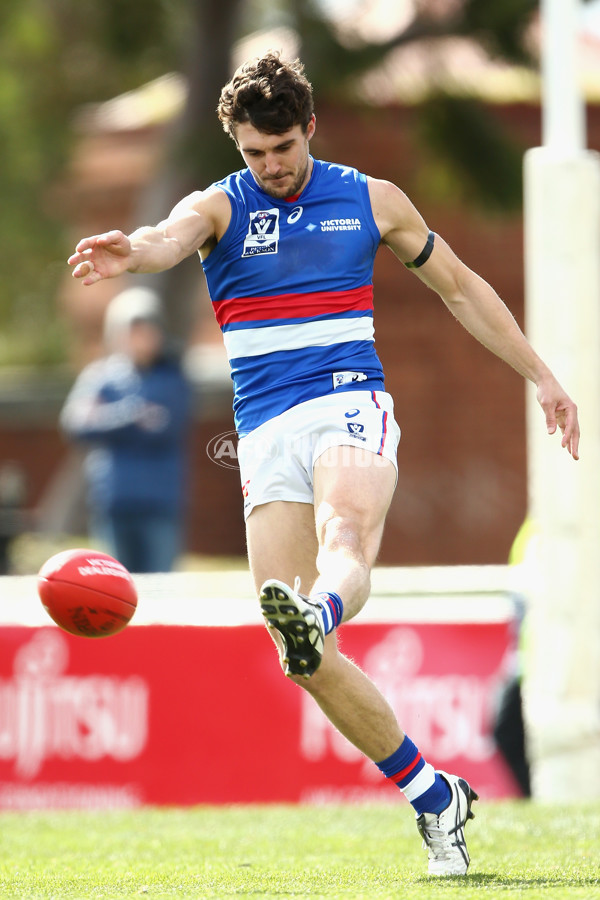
{"left": 247, "top": 499, "right": 321, "bottom": 671}
{"left": 246, "top": 499, "right": 319, "bottom": 597}
{"left": 247, "top": 448, "right": 404, "bottom": 760}
{"left": 312, "top": 445, "right": 396, "bottom": 620}
{"left": 247, "top": 455, "right": 477, "bottom": 875}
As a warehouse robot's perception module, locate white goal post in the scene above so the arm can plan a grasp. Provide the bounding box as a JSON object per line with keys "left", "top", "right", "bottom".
{"left": 522, "top": 0, "right": 600, "bottom": 798}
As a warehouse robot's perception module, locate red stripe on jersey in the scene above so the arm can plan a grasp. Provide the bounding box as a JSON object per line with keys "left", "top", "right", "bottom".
{"left": 213, "top": 284, "right": 374, "bottom": 328}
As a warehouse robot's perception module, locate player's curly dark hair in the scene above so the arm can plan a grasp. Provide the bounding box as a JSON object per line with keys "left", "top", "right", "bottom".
{"left": 217, "top": 50, "right": 314, "bottom": 141}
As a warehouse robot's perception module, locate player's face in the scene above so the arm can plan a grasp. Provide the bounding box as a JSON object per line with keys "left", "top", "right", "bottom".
{"left": 236, "top": 116, "right": 316, "bottom": 199}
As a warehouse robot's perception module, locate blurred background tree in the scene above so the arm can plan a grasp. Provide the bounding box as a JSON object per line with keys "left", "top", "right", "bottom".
{"left": 0, "top": 0, "right": 549, "bottom": 365}
{"left": 0, "top": 0, "right": 189, "bottom": 365}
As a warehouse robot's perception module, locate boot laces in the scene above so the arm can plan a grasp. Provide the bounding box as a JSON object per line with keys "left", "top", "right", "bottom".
{"left": 421, "top": 817, "right": 455, "bottom": 859}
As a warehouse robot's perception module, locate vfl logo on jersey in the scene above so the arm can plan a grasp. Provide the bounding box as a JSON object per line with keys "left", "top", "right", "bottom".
{"left": 333, "top": 371, "right": 368, "bottom": 389}
{"left": 242, "top": 208, "right": 280, "bottom": 257}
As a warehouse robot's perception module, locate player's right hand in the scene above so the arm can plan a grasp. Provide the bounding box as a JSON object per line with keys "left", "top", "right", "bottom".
{"left": 68, "top": 231, "right": 133, "bottom": 285}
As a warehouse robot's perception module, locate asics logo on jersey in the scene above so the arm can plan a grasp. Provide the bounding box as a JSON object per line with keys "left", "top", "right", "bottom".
{"left": 345, "top": 409, "right": 360, "bottom": 418}
{"left": 287, "top": 206, "right": 303, "bottom": 224}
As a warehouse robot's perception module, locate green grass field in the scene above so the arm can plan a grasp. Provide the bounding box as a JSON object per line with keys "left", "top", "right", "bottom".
{"left": 0, "top": 801, "right": 598, "bottom": 899}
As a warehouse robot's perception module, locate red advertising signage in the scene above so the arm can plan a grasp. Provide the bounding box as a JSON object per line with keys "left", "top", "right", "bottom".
{"left": 0, "top": 617, "right": 519, "bottom": 808}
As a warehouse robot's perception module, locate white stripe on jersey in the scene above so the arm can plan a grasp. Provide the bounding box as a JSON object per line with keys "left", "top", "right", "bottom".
{"left": 223, "top": 316, "right": 375, "bottom": 360}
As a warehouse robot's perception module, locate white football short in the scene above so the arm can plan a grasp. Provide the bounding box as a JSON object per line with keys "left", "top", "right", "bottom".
{"left": 237, "top": 390, "right": 401, "bottom": 519}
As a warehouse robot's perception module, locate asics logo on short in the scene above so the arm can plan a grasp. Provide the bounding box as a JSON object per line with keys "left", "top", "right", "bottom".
{"left": 345, "top": 409, "right": 360, "bottom": 418}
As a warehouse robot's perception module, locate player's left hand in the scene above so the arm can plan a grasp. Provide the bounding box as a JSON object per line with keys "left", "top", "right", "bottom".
{"left": 537, "top": 376, "right": 580, "bottom": 459}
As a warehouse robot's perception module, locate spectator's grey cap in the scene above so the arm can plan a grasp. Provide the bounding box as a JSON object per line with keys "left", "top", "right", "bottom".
{"left": 104, "top": 287, "right": 164, "bottom": 346}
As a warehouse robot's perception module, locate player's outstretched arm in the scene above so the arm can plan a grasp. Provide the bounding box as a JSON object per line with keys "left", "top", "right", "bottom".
{"left": 369, "top": 177, "right": 580, "bottom": 460}
{"left": 421, "top": 240, "right": 580, "bottom": 460}
{"left": 68, "top": 231, "right": 135, "bottom": 285}
{"left": 535, "top": 372, "right": 580, "bottom": 460}
{"left": 68, "top": 189, "right": 229, "bottom": 286}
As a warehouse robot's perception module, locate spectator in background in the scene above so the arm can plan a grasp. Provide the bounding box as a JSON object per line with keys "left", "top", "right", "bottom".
{"left": 60, "top": 287, "right": 192, "bottom": 572}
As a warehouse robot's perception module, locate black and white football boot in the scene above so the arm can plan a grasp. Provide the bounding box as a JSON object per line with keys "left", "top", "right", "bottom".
{"left": 259, "top": 578, "right": 325, "bottom": 678}
{"left": 416, "top": 771, "right": 479, "bottom": 876}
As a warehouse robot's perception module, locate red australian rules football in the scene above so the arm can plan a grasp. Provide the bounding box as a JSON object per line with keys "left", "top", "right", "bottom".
{"left": 37, "top": 548, "right": 138, "bottom": 638}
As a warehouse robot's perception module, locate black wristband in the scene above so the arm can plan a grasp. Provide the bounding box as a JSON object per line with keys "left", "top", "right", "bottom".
{"left": 405, "top": 230, "right": 435, "bottom": 269}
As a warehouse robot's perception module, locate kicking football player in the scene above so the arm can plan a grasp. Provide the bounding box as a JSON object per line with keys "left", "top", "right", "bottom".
{"left": 69, "top": 51, "right": 579, "bottom": 875}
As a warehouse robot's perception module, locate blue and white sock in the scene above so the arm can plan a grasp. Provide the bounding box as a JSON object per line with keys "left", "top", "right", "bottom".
{"left": 311, "top": 591, "right": 343, "bottom": 635}
{"left": 376, "top": 736, "right": 451, "bottom": 815}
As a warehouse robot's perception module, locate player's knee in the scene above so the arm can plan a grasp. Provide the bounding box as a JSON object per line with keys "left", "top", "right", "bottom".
{"left": 317, "top": 510, "right": 364, "bottom": 561}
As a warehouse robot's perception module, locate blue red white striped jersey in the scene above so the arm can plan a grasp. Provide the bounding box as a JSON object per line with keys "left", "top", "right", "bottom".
{"left": 201, "top": 157, "right": 385, "bottom": 434}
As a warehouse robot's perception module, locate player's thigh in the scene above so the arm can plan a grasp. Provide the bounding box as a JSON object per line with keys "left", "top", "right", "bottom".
{"left": 246, "top": 500, "right": 319, "bottom": 594}
{"left": 313, "top": 446, "right": 396, "bottom": 566}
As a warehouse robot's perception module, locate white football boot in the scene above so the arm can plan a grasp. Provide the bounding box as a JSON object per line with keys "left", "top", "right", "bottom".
{"left": 416, "top": 771, "right": 478, "bottom": 876}
{"left": 259, "top": 578, "right": 325, "bottom": 678}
